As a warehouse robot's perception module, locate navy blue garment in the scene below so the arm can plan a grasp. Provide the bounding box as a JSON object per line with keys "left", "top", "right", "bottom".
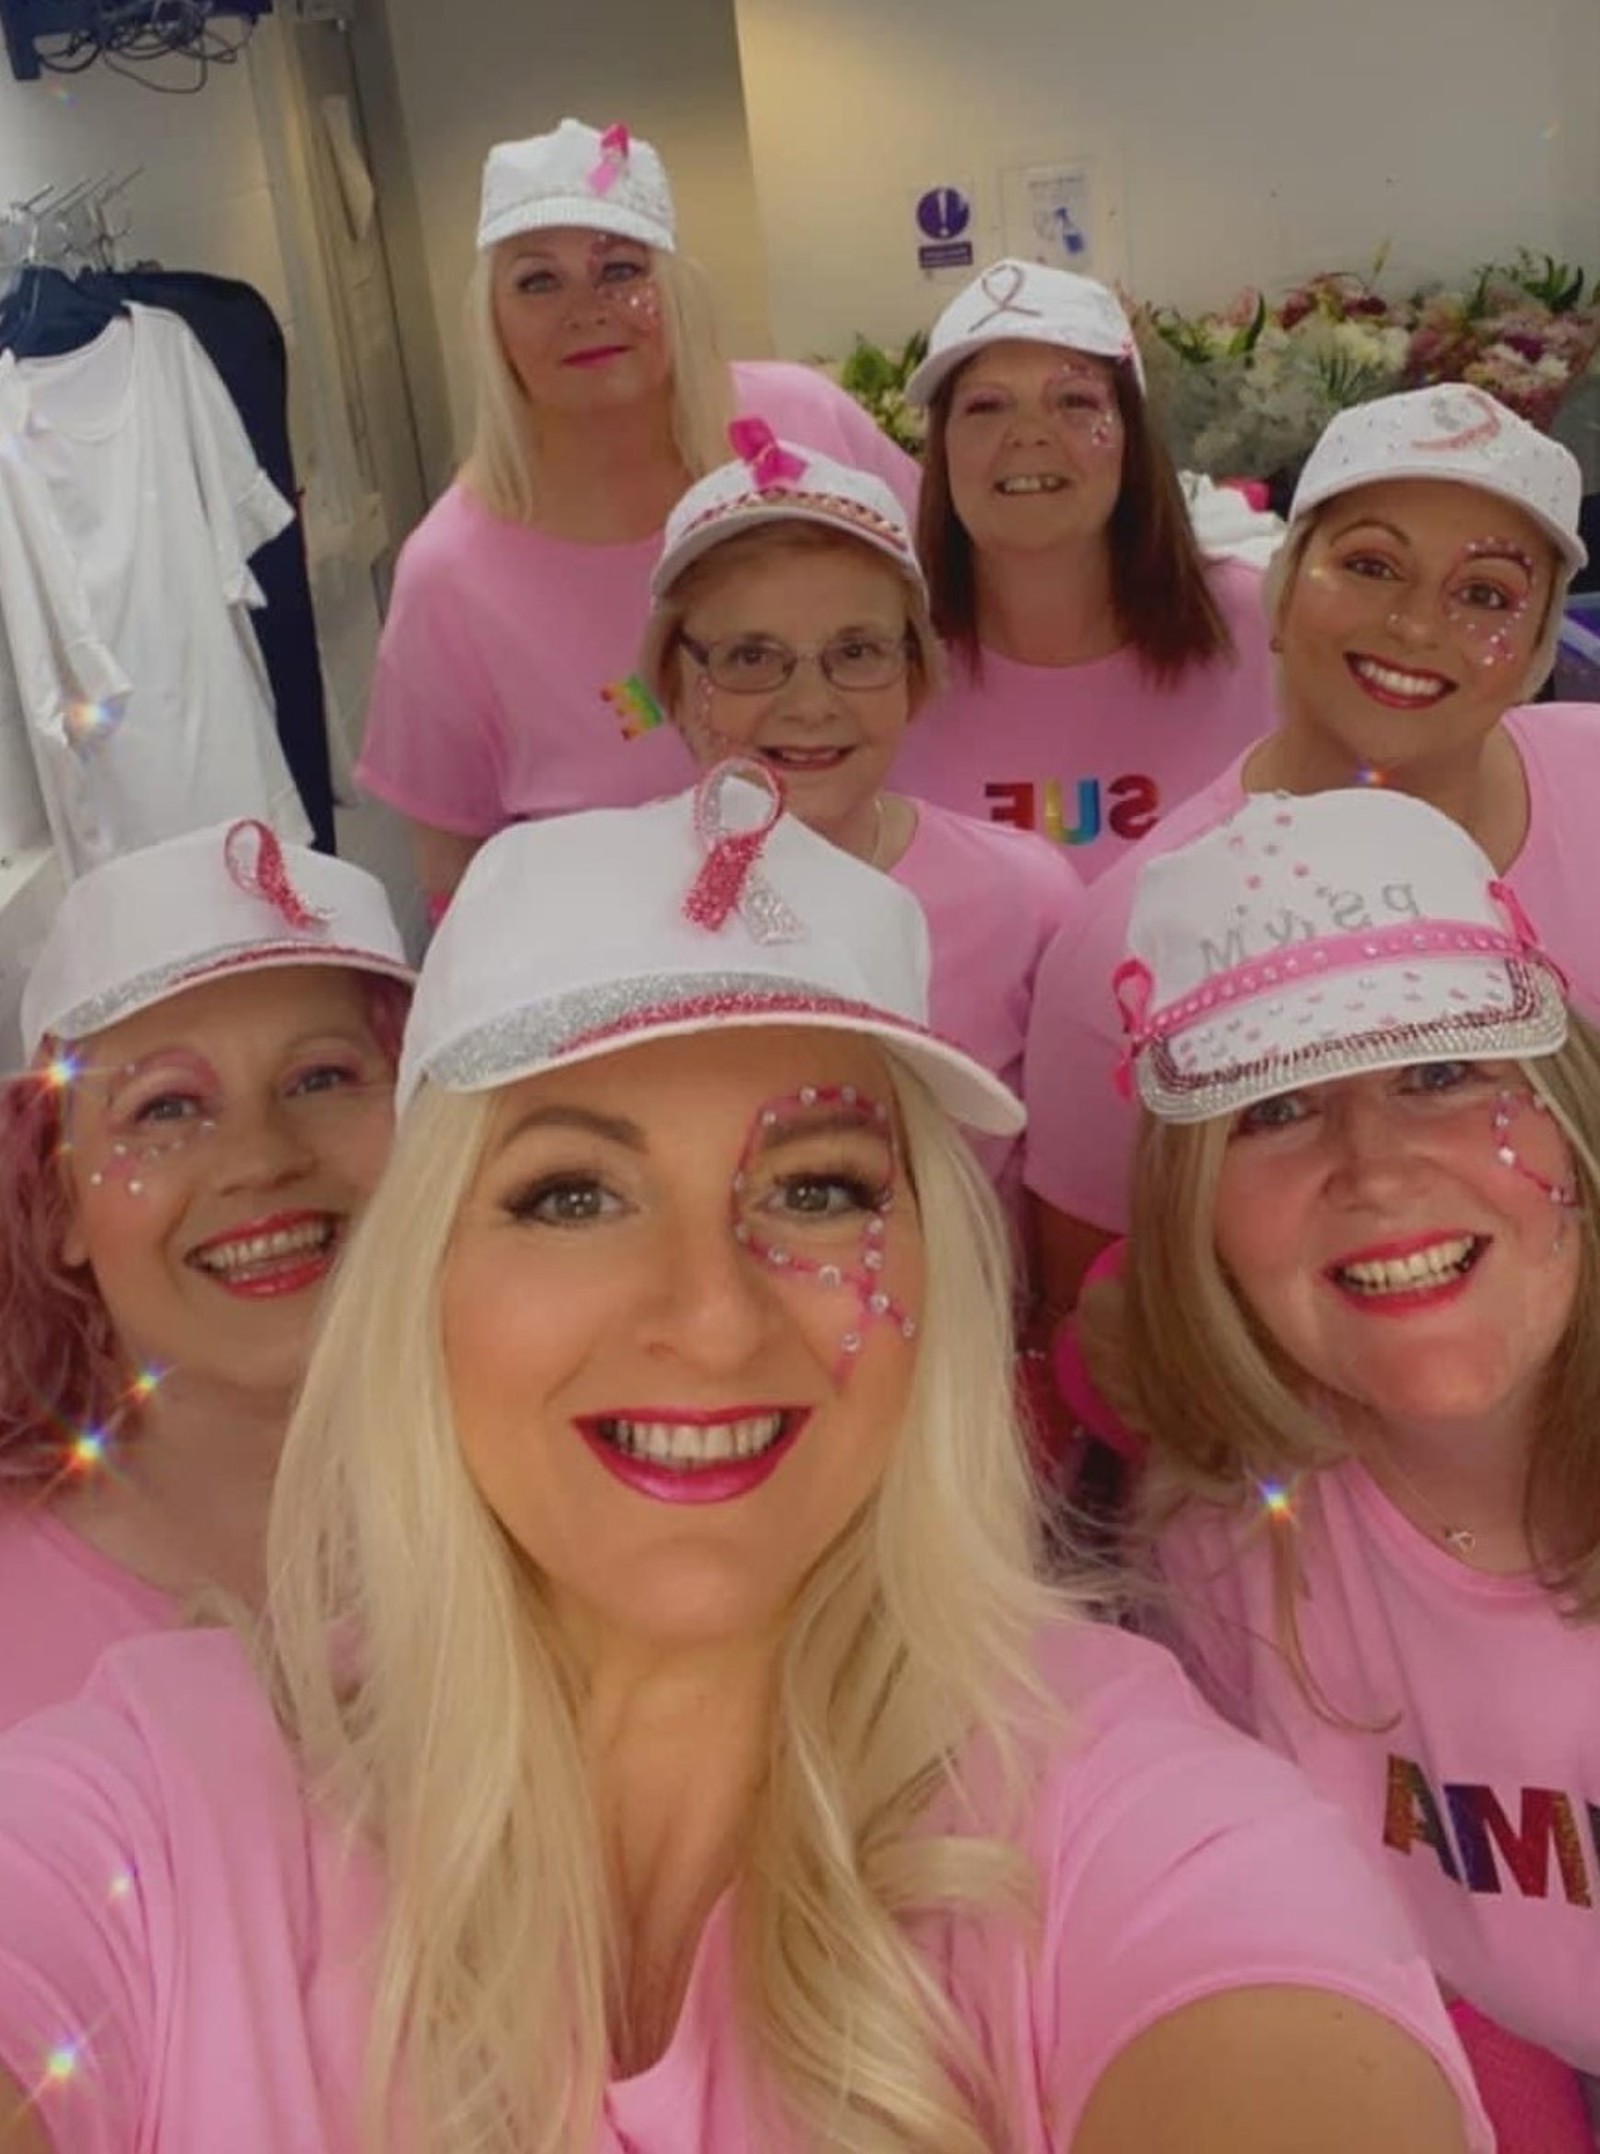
{"left": 0, "top": 263, "right": 126, "bottom": 357}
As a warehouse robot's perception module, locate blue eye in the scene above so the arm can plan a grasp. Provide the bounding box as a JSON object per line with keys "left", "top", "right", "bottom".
{"left": 289, "top": 1063, "right": 362, "bottom": 1098}
{"left": 1233, "top": 1092, "right": 1310, "bottom": 1137}
{"left": 133, "top": 1091, "right": 203, "bottom": 1126}
{"left": 1400, "top": 1061, "right": 1476, "bottom": 1096}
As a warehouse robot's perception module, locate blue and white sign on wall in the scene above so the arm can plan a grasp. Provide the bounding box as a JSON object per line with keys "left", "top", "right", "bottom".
{"left": 913, "top": 183, "right": 975, "bottom": 272}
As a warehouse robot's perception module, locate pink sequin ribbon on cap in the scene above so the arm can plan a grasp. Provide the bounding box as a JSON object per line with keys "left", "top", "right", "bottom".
{"left": 588, "top": 122, "right": 631, "bottom": 196}
{"left": 224, "top": 819, "right": 328, "bottom": 932}
{"left": 728, "top": 416, "right": 808, "bottom": 494}
{"left": 682, "top": 761, "right": 804, "bottom": 943}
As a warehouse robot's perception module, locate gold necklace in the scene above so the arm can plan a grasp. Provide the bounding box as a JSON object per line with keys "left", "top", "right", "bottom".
{"left": 1367, "top": 1449, "right": 1511, "bottom": 1560}
{"left": 867, "top": 795, "right": 889, "bottom": 869}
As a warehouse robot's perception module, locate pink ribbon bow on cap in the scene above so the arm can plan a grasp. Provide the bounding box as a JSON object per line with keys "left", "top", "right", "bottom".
{"left": 682, "top": 761, "right": 804, "bottom": 943}
{"left": 224, "top": 820, "right": 328, "bottom": 933}
{"left": 967, "top": 261, "right": 1048, "bottom": 332}
{"left": 588, "top": 122, "right": 631, "bottom": 196}
{"left": 1109, "top": 956, "right": 1155, "bottom": 1101}
{"left": 727, "top": 417, "right": 808, "bottom": 495}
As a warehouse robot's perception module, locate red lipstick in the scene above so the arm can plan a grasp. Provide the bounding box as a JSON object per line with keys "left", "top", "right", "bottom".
{"left": 186, "top": 1209, "right": 340, "bottom": 1301}
{"left": 575, "top": 1407, "right": 808, "bottom": 1506}
{"left": 1323, "top": 1232, "right": 1487, "bottom": 1319}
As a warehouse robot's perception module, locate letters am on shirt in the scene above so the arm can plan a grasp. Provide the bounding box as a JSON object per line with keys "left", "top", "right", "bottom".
{"left": 1384, "top": 1754, "right": 1598, "bottom": 1906}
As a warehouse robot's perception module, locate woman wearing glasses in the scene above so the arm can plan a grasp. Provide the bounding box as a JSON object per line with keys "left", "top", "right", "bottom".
{"left": 639, "top": 430, "right": 1083, "bottom": 1224}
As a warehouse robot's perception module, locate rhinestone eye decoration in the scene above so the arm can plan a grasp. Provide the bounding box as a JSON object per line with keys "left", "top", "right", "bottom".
{"left": 731, "top": 1084, "right": 919, "bottom": 1379}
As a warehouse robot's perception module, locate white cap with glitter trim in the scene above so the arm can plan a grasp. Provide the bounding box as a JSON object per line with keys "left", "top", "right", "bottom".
{"left": 22, "top": 821, "right": 413, "bottom": 1060}
{"left": 1288, "top": 386, "right": 1587, "bottom": 572}
{"left": 477, "top": 118, "right": 676, "bottom": 254}
{"left": 905, "top": 258, "right": 1144, "bottom": 407}
{"left": 1113, "top": 789, "right": 1568, "bottom": 1124}
{"left": 397, "top": 761, "right": 1023, "bottom": 1137}
{"left": 648, "top": 425, "right": 923, "bottom": 603}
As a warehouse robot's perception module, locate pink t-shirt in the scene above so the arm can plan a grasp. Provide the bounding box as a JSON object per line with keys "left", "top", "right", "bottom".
{"left": 355, "top": 361, "right": 920, "bottom": 835}
{"left": 0, "top": 1506, "right": 172, "bottom": 1731}
{"left": 0, "top": 1621, "right": 1489, "bottom": 2152}
{"left": 887, "top": 558, "right": 1277, "bottom": 884}
{"left": 1023, "top": 702, "right": 1600, "bottom": 1231}
{"left": 1156, "top": 1463, "right": 1600, "bottom": 2078}
{"left": 891, "top": 798, "right": 1084, "bottom": 1192}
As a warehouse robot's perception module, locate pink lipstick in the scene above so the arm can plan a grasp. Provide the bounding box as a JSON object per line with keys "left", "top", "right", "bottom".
{"left": 575, "top": 1406, "right": 808, "bottom": 1506}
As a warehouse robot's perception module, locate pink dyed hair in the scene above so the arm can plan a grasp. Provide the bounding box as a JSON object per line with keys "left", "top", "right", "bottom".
{"left": 0, "top": 971, "right": 411, "bottom": 1492}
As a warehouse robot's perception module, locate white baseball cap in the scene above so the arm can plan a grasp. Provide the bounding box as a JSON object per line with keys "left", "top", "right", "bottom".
{"left": 1114, "top": 789, "right": 1567, "bottom": 1123}
{"left": 906, "top": 258, "right": 1144, "bottom": 406}
{"left": 398, "top": 761, "right": 1023, "bottom": 1137}
{"left": 648, "top": 424, "right": 923, "bottom": 604}
{"left": 1288, "top": 386, "right": 1586, "bottom": 573}
{"left": 23, "top": 820, "right": 413, "bottom": 1059}
{"left": 477, "top": 118, "right": 676, "bottom": 254}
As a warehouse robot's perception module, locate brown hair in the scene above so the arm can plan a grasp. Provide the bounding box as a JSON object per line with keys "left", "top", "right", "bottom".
{"left": 917, "top": 357, "right": 1234, "bottom": 685}
{"left": 639, "top": 521, "right": 947, "bottom": 720}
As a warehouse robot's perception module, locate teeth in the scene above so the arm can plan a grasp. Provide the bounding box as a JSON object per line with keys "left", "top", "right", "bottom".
{"left": 996, "top": 475, "right": 1066, "bottom": 495}
{"left": 195, "top": 1220, "right": 334, "bottom": 1273}
{"left": 1335, "top": 1237, "right": 1478, "bottom": 1295}
{"left": 598, "top": 1412, "right": 787, "bottom": 1468}
{"left": 1352, "top": 657, "right": 1449, "bottom": 700}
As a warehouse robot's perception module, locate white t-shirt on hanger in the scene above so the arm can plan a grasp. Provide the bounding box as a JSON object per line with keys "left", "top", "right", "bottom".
{"left": 0, "top": 303, "right": 309, "bottom": 874}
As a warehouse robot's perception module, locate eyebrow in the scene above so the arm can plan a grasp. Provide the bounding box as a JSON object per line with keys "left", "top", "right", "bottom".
{"left": 1328, "top": 517, "right": 1413, "bottom": 548}
{"left": 495, "top": 1102, "right": 647, "bottom": 1153}
{"left": 752, "top": 1105, "right": 892, "bottom": 1155}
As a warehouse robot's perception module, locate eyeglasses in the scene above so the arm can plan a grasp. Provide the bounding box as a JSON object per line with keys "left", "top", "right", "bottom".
{"left": 679, "top": 631, "right": 913, "bottom": 695}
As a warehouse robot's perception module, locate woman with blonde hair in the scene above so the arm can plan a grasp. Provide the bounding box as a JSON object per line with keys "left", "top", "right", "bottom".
{"left": 355, "top": 117, "right": 916, "bottom": 916}
{"left": 0, "top": 820, "right": 411, "bottom": 1729}
{"left": 890, "top": 259, "right": 1276, "bottom": 882}
{"left": 1090, "top": 783, "right": 1600, "bottom": 2149}
{"left": 0, "top": 767, "right": 1488, "bottom": 2151}
{"left": 638, "top": 428, "right": 1083, "bottom": 1222}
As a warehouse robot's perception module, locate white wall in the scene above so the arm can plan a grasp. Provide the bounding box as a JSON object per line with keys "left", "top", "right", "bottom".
{"left": 734, "top": 0, "right": 1600, "bottom": 360}
{"left": 379, "top": 0, "right": 774, "bottom": 459}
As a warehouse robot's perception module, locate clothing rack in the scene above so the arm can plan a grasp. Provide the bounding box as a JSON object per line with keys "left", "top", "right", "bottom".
{"left": 0, "top": 171, "right": 141, "bottom": 289}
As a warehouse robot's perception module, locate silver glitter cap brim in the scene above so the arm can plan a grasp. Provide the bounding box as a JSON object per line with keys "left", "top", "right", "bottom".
{"left": 406, "top": 969, "right": 1025, "bottom": 1136}
{"left": 38, "top": 942, "right": 416, "bottom": 1057}
{"left": 1138, "top": 962, "right": 1568, "bottom": 1124}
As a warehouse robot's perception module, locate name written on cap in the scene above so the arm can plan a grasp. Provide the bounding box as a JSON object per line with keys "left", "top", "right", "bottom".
{"left": 1198, "top": 880, "right": 1421, "bottom": 978}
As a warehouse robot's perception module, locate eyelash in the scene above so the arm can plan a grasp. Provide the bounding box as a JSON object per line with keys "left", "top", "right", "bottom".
{"left": 503, "top": 1173, "right": 619, "bottom": 1227}
{"left": 1233, "top": 1063, "right": 1483, "bottom": 1137}
{"left": 118, "top": 1061, "right": 364, "bottom": 1127}
{"left": 761, "top": 1168, "right": 891, "bottom": 1221}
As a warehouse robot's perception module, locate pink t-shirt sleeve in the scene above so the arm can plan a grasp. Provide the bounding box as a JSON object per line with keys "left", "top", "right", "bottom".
{"left": 0, "top": 1694, "right": 161, "bottom": 2148}
{"left": 1030, "top": 1632, "right": 1491, "bottom": 2150}
{"left": 355, "top": 505, "right": 506, "bottom": 835}
{"left": 1021, "top": 851, "right": 1144, "bottom": 1226}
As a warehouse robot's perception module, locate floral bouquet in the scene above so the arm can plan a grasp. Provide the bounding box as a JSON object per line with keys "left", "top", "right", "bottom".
{"left": 1134, "top": 250, "right": 1600, "bottom": 486}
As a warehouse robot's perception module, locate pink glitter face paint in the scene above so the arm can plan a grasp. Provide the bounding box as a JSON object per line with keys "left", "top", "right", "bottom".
{"left": 729, "top": 1085, "right": 919, "bottom": 1379}
{"left": 1434, "top": 538, "right": 1542, "bottom": 675}
{"left": 1043, "top": 362, "right": 1121, "bottom": 449}
{"left": 1489, "top": 1088, "right": 1579, "bottom": 1213}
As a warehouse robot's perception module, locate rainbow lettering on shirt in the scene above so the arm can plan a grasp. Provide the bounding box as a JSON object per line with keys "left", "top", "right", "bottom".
{"left": 1383, "top": 1754, "right": 1598, "bottom": 1905}
{"left": 601, "top": 673, "right": 666, "bottom": 741}
{"left": 983, "top": 774, "right": 1160, "bottom": 849}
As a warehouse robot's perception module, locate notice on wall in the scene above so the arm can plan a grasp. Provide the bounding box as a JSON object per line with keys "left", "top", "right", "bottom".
{"left": 911, "top": 182, "right": 978, "bottom": 276}
{"left": 1000, "top": 160, "right": 1117, "bottom": 278}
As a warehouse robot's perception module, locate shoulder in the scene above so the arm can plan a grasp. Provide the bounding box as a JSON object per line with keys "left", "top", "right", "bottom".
{"left": 732, "top": 357, "right": 852, "bottom": 416}
{"left": 908, "top": 798, "right": 1084, "bottom": 903}
{"left": 1506, "top": 699, "right": 1600, "bottom": 768}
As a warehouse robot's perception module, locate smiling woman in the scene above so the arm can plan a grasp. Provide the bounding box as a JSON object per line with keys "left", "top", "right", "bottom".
{"left": 0, "top": 821, "right": 411, "bottom": 1731}
{"left": 352, "top": 118, "right": 920, "bottom": 913}
{"left": 1082, "top": 784, "right": 1600, "bottom": 2148}
{"left": 1021, "top": 384, "right": 1596, "bottom": 1318}
{"left": 639, "top": 435, "right": 1083, "bottom": 1245}
{"left": 0, "top": 768, "right": 1490, "bottom": 2153}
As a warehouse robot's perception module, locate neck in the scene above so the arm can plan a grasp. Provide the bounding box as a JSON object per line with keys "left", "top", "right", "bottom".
{"left": 814, "top": 790, "right": 904, "bottom": 869}
{"left": 1347, "top": 1399, "right": 1537, "bottom": 1573}
{"left": 1249, "top": 716, "right": 1525, "bottom": 869}
{"left": 528, "top": 392, "right": 687, "bottom": 541}
{"left": 577, "top": 1626, "right": 778, "bottom": 2072}
{"left": 56, "top": 1373, "right": 285, "bottom": 1606}
{"left": 974, "top": 537, "right": 1122, "bottom": 665}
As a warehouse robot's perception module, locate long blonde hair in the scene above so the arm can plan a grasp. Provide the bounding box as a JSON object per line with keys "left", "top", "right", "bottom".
{"left": 1097, "top": 1021, "right": 1600, "bottom": 1622}
{"left": 264, "top": 1056, "right": 1065, "bottom": 2151}
{"left": 461, "top": 246, "right": 737, "bottom": 526}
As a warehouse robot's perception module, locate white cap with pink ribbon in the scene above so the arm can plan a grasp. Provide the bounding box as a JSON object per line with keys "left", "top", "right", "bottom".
{"left": 22, "top": 820, "right": 412, "bottom": 1059}
{"left": 1113, "top": 789, "right": 1568, "bottom": 1123}
{"left": 397, "top": 760, "right": 1022, "bottom": 1136}
{"left": 477, "top": 117, "right": 675, "bottom": 253}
